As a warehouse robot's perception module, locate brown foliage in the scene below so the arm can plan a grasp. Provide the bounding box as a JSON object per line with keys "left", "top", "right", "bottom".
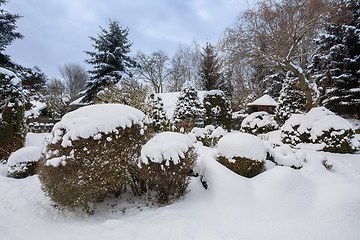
{"left": 217, "top": 156, "right": 265, "bottom": 178}
{"left": 38, "top": 124, "right": 153, "bottom": 210}
{"left": 140, "top": 147, "right": 197, "bottom": 205}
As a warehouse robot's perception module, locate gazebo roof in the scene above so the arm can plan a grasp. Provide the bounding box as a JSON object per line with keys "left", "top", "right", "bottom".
{"left": 247, "top": 94, "right": 278, "bottom": 107}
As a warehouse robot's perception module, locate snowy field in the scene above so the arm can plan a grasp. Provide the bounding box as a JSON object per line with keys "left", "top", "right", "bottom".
{"left": 1, "top": 131, "right": 360, "bottom": 240}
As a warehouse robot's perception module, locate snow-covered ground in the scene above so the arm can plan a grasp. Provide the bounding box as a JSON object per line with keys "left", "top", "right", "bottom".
{"left": 1, "top": 131, "right": 360, "bottom": 240}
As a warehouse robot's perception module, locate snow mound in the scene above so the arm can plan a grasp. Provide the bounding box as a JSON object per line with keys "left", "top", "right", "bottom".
{"left": 141, "top": 132, "right": 196, "bottom": 166}
{"left": 217, "top": 132, "right": 267, "bottom": 161}
{"left": 50, "top": 104, "right": 146, "bottom": 147}
{"left": 311, "top": 115, "right": 354, "bottom": 138}
{"left": 268, "top": 145, "right": 305, "bottom": 168}
{"left": 282, "top": 114, "right": 313, "bottom": 134}
{"left": 241, "top": 111, "right": 278, "bottom": 133}
{"left": 306, "top": 106, "right": 335, "bottom": 121}
{"left": 7, "top": 146, "right": 42, "bottom": 166}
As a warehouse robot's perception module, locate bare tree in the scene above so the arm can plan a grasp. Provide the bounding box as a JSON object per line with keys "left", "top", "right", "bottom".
{"left": 168, "top": 42, "right": 202, "bottom": 92}
{"left": 135, "top": 50, "right": 170, "bottom": 93}
{"left": 221, "top": 0, "right": 328, "bottom": 111}
{"left": 59, "top": 63, "right": 88, "bottom": 101}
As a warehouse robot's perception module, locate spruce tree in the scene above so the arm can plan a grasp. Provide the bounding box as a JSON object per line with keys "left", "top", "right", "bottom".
{"left": 310, "top": 0, "right": 360, "bottom": 119}
{"left": 148, "top": 94, "right": 169, "bottom": 132}
{"left": 173, "top": 82, "right": 205, "bottom": 123}
{"left": 0, "top": 0, "right": 23, "bottom": 69}
{"left": 83, "top": 20, "right": 137, "bottom": 102}
{"left": 275, "top": 71, "right": 306, "bottom": 125}
{"left": 200, "top": 42, "right": 221, "bottom": 91}
{"left": 0, "top": 67, "right": 26, "bottom": 162}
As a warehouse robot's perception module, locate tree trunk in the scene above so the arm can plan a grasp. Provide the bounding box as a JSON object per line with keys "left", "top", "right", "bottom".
{"left": 284, "top": 61, "right": 314, "bottom": 112}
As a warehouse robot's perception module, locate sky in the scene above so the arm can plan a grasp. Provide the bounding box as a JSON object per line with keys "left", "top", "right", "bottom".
{"left": 4, "top": 0, "right": 250, "bottom": 78}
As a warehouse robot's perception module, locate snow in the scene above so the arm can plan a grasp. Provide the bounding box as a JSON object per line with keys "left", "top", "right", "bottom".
{"left": 50, "top": 104, "right": 146, "bottom": 147}
{"left": 141, "top": 132, "right": 196, "bottom": 166}
{"left": 306, "top": 106, "right": 334, "bottom": 121}
{"left": 247, "top": 94, "right": 278, "bottom": 107}
{"left": 7, "top": 146, "right": 42, "bottom": 166}
{"left": 268, "top": 145, "right": 305, "bottom": 168}
{"left": 25, "top": 100, "right": 47, "bottom": 118}
{"left": 157, "top": 91, "right": 208, "bottom": 119}
{"left": 69, "top": 96, "right": 88, "bottom": 106}
{"left": 241, "top": 111, "right": 278, "bottom": 130}
{"left": 0, "top": 67, "right": 21, "bottom": 85}
{"left": 217, "top": 132, "right": 267, "bottom": 161}
{"left": 281, "top": 114, "right": 314, "bottom": 134}
{"left": 311, "top": 115, "right": 354, "bottom": 138}
{"left": 0, "top": 130, "right": 359, "bottom": 239}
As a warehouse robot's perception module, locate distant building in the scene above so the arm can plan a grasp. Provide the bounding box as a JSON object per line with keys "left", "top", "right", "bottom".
{"left": 247, "top": 95, "right": 278, "bottom": 114}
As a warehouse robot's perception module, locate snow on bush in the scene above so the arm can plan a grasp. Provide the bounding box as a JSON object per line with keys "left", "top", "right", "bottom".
{"left": 38, "top": 104, "right": 153, "bottom": 212}
{"left": 281, "top": 107, "right": 356, "bottom": 153}
{"left": 140, "top": 132, "right": 197, "bottom": 205}
{"left": 241, "top": 111, "right": 279, "bottom": 135}
{"left": 217, "top": 132, "right": 266, "bottom": 177}
{"left": 268, "top": 145, "right": 305, "bottom": 169}
{"left": 190, "top": 125, "right": 227, "bottom": 147}
{"left": 7, "top": 146, "right": 42, "bottom": 178}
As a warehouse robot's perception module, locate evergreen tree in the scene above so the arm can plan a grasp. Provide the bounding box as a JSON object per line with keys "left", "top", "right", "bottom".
{"left": 148, "top": 94, "right": 169, "bottom": 132}
{"left": 200, "top": 42, "right": 221, "bottom": 91}
{"left": 0, "top": 67, "right": 26, "bottom": 162}
{"left": 0, "top": 0, "right": 23, "bottom": 69}
{"left": 203, "top": 90, "right": 232, "bottom": 131}
{"left": 173, "top": 82, "right": 205, "bottom": 122}
{"left": 83, "top": 20, "right": 137, "bottom": 102}
{"left": 310, "top": 0, "right": 360, "bottom": 119}
{"left": 20, "top": 66, "right": 47, "bottom": 93}
{"left": 275, "top": 71, "right": 306, "bottom": 125}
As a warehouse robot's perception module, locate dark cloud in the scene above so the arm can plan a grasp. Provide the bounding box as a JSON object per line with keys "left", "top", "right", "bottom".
{"left": 5, "top": 0, "right": 248, "bottom": 78}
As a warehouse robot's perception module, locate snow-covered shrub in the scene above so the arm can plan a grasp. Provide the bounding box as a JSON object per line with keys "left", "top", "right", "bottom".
{"left": 311, "top": 115, "right": 355, "bottom": 153}
{"left": 191, "top": 125, "right": 226, "bottom": 147}
{"left": 268, "top": 145, "right": 305, "bottom": 169}
{"left": 0, "top": 68, "right": 27, "bottom": 162}
{"left": 203, "top": 90, "right": 232, "bottom": 131}
{"left": 140, "top": 132, "right": 197, "bottom": 205}
{"left": 241, "top": 111, "right": 279, "bottom": 135}
{"left": 7, "top": 146, "right": 42, "bottom": 178}
{"left": 281, "top": 114, "right": 313, "bottom": 145}
{"left": 281, "top": 107, "right": 356, "bottom": 153}
{"left": 38, "top": 104, "right": 152, "bottom": 212}
{"left": 217, "top": 133, "right": 266, "bottom": 178}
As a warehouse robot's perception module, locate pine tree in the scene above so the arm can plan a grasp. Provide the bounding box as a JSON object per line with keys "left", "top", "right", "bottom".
{"left": 83, "top": 20, "right": 138, "bottom": 102}
{"left": 0, "top": 67, "right": 26, "bottom": 162}
{"left": 310, "top": 0, "right": 360, "bottom": 119}
{"left": 20, "top": 66, "right": 47, "bottom": 93}
{"left": 200, "top": 42, "right": 221, "bottom": 91}
{"left": 275, "top": 71, "right": 306, "bottom": 125}
{"left": 0, "top": 0, "right": 23, "bottom": 69}
{"left": 173, "top": 82, "right": 205, "bottom": 123}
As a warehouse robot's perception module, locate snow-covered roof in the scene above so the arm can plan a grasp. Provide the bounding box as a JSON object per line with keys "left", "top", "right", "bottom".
{"left": 25, "top": 100, "right": 47, "bottom": 118}
{"left": 247, "top": 95, "right": 278, "bottom": 107}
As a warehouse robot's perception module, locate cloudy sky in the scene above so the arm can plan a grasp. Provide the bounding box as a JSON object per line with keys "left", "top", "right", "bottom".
{"left": 5, "top": 0, "right": 250, "bottom": 78}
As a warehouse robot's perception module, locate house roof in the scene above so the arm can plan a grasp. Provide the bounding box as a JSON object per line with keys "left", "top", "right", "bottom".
{"left": 247, "top": 95, "right": 278, "bottom": 107}
{"left": 69, "top": 96, "right": 88, "bottom": 106}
